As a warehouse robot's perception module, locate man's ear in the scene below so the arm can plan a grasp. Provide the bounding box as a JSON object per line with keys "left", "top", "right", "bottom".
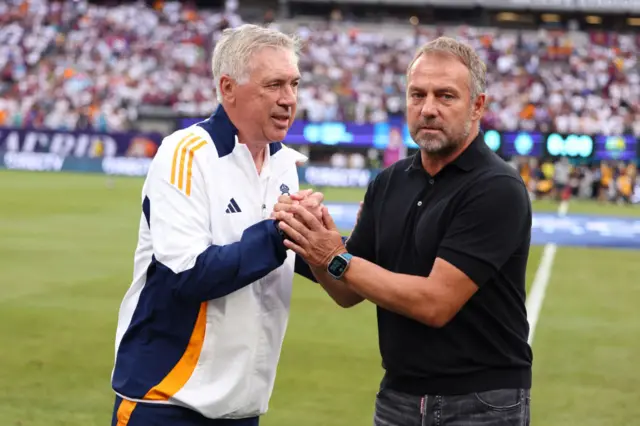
{"left": 218, "top": 75, "right": 235, "bottom": 103}
{"left": 471, "top": 93, "right": 486, "bottom": 121}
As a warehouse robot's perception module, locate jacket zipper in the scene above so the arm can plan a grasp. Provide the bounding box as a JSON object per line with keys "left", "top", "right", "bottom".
{"left": 261, "top": 176, "right": 270, "bottom": 219}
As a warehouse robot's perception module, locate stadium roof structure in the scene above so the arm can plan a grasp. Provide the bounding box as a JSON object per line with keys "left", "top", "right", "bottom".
{"left": 291, "top": 0, "right": 640, "bottom": 14}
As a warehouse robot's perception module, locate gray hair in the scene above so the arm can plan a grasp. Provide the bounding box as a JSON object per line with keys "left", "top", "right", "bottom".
{"left": 407, "top": 36, "right": 487, "bottom": 100}
{"left": 211, "top": 24, "right": 302, "bottom": 103}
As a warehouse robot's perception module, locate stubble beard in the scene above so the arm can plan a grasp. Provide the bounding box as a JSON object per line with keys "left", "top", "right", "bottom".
{"left": 413, "top": 115, "right": 473, "bottom": 159}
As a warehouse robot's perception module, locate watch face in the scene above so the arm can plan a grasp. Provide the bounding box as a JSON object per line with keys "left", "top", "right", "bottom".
{"left": 328, "top": 256, "right": 349, "bottom": 277}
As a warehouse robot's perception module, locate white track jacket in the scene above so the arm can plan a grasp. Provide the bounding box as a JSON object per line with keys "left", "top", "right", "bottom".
{"left": 111, "top": 105, "right": 309, "bottom": 419}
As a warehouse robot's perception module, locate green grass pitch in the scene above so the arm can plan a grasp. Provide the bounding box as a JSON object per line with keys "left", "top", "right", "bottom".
{"left": 0, "top": 170, "right": 639, "bottom": 425}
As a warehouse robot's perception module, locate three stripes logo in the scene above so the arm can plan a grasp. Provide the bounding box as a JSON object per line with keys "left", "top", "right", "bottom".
{"left": 170, "top": 132, "right": 208, "bottom": 196}
{"left": 225, "top": 198, "right": 242, "bottom": 214}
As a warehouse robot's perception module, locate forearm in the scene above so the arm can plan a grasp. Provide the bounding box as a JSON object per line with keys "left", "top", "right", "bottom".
{"left": 310, "top": 266, "right": 365, "bottom": 308}
{"left": 294, "top": 253, "right": 317, "bottom": 282}
{"left": 167, "top": 220, "right": 287, "bottom": 302}
{"left": 342, "top": 257, "right": 442, "bottom": 326}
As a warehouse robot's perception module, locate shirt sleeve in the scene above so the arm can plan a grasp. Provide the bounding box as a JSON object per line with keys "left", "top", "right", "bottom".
{"left": 345, "top": 177, "right": 378, "bottom": 262}
{"left": 146, "top": 140, "right": 288, "bottom": 303}
{"left": 437, "top": 175, "right": 531, "bottom": 287}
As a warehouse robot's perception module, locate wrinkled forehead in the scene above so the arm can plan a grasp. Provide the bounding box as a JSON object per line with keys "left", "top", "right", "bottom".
{"left": 407, "top": 52, "right": 471, "bottom": 93}
{"left": 248, "top": 46, "right": 301, "bottom": 82}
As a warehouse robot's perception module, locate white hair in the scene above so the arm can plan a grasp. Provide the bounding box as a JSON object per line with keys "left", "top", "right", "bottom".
{"left": 211, "top": 24, "right": 302, "bottom": 103}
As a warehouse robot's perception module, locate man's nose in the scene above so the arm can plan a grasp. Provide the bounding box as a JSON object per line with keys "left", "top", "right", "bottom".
{"left": 420, "top": 96, "right": 438, "bottom": 119}
{"left": 278, "top": 86, "right": 297, "bottom": 107}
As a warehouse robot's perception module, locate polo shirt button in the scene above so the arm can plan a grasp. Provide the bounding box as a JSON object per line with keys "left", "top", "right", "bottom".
{"left": 417, "top": 201, "right": 423, "bottom": 207}
{"left": 429, "top": 179, "right": 434, "bottom": 184}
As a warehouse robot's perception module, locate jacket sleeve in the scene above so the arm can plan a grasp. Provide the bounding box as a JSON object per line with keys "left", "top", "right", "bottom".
{"left": 146, "top": 137, "right": 288, "bottom": 303}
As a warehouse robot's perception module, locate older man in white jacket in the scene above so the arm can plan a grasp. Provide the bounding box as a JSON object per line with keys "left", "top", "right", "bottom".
{"left": 110, "top": 24, "right": 321, "bottom": 426}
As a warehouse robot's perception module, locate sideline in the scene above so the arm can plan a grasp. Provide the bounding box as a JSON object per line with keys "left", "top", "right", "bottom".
{"left": 526, "top": 200, "right": 568, "bottom": 345}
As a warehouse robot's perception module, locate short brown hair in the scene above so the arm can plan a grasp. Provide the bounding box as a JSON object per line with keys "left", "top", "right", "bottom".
{"left": 407, "top": 36, "right": 487, "bottom": 100}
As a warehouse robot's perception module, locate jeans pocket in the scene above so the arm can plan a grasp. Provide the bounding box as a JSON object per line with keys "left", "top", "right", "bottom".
{"left": 474, "top": 388, "right": 523, "bottom": 412}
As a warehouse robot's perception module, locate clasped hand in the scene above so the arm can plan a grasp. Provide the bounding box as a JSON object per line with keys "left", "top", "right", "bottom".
{"left": 271, "top": 189, "right": 346, "bottom": 269}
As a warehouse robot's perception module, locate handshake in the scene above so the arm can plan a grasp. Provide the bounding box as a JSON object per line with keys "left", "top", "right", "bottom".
{"left": 270, "top": 189, "right": 362, "bottom": 269}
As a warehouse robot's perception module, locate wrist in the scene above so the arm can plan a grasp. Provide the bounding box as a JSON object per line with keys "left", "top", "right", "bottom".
{"left": 326, "top": 251, "right": 353, "bottom": 280}
{"left": 322, "top": 245, "right": 348, "bottom": 269}
{"left": 272, "top": 219, "right": 288, "bottom": 244}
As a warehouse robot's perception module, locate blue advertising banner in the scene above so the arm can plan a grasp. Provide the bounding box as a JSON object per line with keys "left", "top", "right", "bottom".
{"left": 179, "top": 117, "right": 503, "bottom": 152}
{"left": 0, "top": 127, "right": 163, "bottom": 158}
{"left": 179, "top": 117, "right": 639, "bottom": 161}
{"left": 326, "top": 203, "right": 640, "bottom": 246}
{"left": 299, "top": 165, "right": 379, "bottom": 188}
{"left": 501, "top": 131, "right": 545, "bottom": 157}
{"left": 287, "top": 121, "right": 374, "bottom": 146}
{"left": 0, "top": 151, "right": 373, "bottom": 184}
{"left": 593, "top": 135, "right": 638, "bottom": 161}
{"left": 284, "top": 121, "right": 503, "bottom": 153}
{"left": 0, "top": 151, "right": 152, "bottom": 176}
{"left": 544, "top": 133, "right": 595, "bottom": 159}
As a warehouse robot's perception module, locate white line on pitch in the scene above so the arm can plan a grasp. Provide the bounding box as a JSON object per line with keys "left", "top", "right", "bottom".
{"left": 526, "top": 200, "right": 568, "bottom": 345}
{"left": 558, "top": 199, "right": 569, "bottom": 216}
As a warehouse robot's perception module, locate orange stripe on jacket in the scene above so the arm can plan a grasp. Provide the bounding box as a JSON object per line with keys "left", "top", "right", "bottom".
{"left": 145, "top": 302, "right": 208, "bottom": 401}
{"left": 114, "top": 302, "right": 206, "bottom": 422}
{"left": 177, "top": 138, "right": 203, "bottom": 191}
{"left": 170, "top": 133, "right": 197, "bottom": 185}
{"left": 185, "top": 140, "right": 208, "bottom": 196}
{"left": 116, "top": 399, "right": 138, "bottom": 426}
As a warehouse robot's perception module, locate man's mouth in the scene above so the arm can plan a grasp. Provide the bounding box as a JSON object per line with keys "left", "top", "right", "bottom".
{"left": 272, "top": 115, "right": 290, "bottom": 126}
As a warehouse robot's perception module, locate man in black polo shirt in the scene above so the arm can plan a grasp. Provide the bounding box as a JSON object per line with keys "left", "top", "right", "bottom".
{"left": 275, "top": 36, "right": 532, "bottom": 425}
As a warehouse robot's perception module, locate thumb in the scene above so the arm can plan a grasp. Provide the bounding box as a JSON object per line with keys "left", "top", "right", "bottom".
{"left": 321, "top": 205, "right": 338, "bottom": 231}
{"left": 292, "top": 189, "right": 313, "bottom": 201}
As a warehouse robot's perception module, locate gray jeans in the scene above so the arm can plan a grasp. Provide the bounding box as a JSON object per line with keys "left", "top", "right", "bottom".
{"left": 374, "top": 387, "right": 530, "bottom": 426}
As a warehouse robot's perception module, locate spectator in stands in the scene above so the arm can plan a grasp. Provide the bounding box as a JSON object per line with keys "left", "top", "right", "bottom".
{"left": 0, "top": 0, "right": 637, "bottom": 207}
{"left": 553, "top": 157, "right": 571, "bottom": 201}
{"left": 2, "top": 0, "right": 640, "bottom": 138}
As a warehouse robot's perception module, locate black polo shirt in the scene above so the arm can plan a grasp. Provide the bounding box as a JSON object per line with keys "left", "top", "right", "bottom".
{"left": 346, "top": 132, "right": 533, "bottom": 396}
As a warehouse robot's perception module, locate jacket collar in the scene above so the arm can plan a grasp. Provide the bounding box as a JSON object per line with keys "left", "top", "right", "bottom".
{"left": 197, "top": 104, "right": 283, "bottom": 159}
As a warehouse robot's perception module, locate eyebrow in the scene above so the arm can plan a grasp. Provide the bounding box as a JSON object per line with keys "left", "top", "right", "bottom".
{"left": 408, "top": 85, "right": 460, "bottom": 94}
{"left": 439, "top": 86, "right": 460, "bottom": 93}
{"left": 263, "top": 76, "right": 301, "bottom": 84}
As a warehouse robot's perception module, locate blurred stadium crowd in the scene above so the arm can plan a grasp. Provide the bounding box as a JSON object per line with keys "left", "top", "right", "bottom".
{"left": 2, "top": 0, "right": 640, "bottom": 135}
{"left": 0, "top": 0, "right": 638, "bottom": 203}
{"left": 516, "top": 158, "right": 638, "bottom": 204}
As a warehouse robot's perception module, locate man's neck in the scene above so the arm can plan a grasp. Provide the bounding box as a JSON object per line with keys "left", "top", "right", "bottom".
{"left": 420, "top": 129, "right": 478, "bottom": 176}
{"left": 238, "top": 134, "right": 267, "bottom": 174}
{"left": 223, "top": 104, "right": 268, "bottom": 174}
{"left": 249, "top": 145, "right": 266, "bottom": 175}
